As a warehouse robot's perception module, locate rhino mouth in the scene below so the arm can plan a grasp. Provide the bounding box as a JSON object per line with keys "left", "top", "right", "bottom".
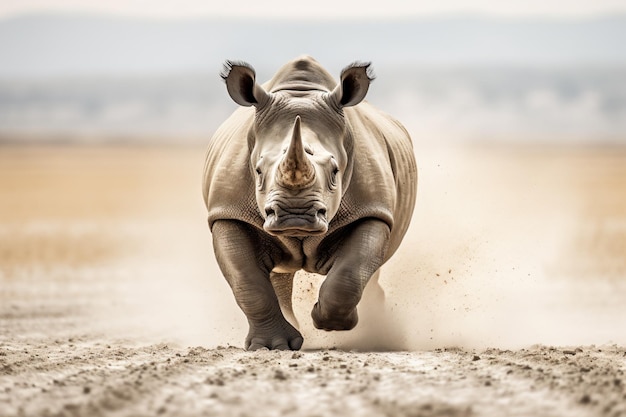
{"left": 263, "top": 203, "right": 328, "bottom": 237}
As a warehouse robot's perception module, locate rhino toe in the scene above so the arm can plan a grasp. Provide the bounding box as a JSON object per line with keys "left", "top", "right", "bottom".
{"left": 245, "top": 324, "right": 303, "bottom": 351}
{"left": 288, "top": 336, "right": 304, "bottom": 350}
{"left": 246, "top": 336, "right": 303, "bottom": 351}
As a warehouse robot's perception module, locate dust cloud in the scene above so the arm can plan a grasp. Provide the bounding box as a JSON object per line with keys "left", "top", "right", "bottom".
{"left": 1, "top": 145, "right": 624, "bottom": 351}
{"left": 100, "top": 145, "right": 626, "bottom": 351}
{"left": 288, "top": 145, "right": 626, "bottom": 351}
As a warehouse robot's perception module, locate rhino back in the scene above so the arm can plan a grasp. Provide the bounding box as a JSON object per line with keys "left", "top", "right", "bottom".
{"left": 203, "top": 107, "right": 263, "bottom": 229}
{"left": 263, "top": 56, "right": 336, "bottom": 93}
{"left": 338, "top": 102, "right": 417, "bottom": 259}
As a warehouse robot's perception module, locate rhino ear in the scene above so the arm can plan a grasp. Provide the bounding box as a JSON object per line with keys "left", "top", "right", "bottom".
{"left": 221, "top": 60, "right": 270, "bottom": 107}
{"left": 328, "top": 62, "right": 375, "bottom": 108}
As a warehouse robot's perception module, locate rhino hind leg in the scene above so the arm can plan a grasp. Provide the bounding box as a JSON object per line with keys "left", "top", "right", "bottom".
{"left": 312, "top": 219, "right": 390, "bottom": 331}
{"left": 270, "top": 272, "right": 299, "bottom": 329}
{"left": 211, "top": 220, "right": 303, "bottom": 350}
{"left": 361, "top": 269, "right": 386, "bottom": 307}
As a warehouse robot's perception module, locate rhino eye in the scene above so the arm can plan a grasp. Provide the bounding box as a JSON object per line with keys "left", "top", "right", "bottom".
{"left": 254, "top": 159, "right": 265, "bottom": 189}
{"left": 329, "top": 157, "right": 339, "bottom": 188}
{"left": 331, "top": 157, "right": 339, "bottom": 174}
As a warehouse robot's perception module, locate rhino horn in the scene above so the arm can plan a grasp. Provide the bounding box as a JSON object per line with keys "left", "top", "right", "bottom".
{"left": 277, "top": 116, "right": 315, "bottom": 189}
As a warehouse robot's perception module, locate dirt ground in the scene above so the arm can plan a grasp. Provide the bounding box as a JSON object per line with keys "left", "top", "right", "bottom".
{"left": 1, "top": 144, "right": 625, "bottom": 417}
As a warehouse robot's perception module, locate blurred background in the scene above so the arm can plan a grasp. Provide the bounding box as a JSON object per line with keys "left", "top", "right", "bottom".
{"left": 1, "top": 2, "right": 626, "bottom": 144}
{"left": 1, "top": 0, "right": 625, "bottom": 350}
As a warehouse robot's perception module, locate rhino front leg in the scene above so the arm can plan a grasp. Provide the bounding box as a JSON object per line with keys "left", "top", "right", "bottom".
{"left": 211, "top": 220, "right": 303, "bottom": 350}
{"left": 312, "top": 219, "right": 390, "bottom": 331}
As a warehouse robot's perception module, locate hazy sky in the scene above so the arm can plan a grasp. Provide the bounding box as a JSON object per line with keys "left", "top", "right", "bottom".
{"left": 1, "top": 0, "right": 625, "bottom": 19}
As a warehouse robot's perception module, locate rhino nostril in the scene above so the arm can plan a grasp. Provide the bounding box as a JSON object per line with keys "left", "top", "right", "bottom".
{"left": 265, "top": 207, "right": 276, "bottom": 217}
{"left": 317, "top": 208, "right": 327, "bottom": 219}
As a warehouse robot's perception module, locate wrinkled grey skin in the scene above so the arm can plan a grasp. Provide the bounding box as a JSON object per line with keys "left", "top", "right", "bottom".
{"left": 203, "top": 56, "right": 417, "bottom": 350}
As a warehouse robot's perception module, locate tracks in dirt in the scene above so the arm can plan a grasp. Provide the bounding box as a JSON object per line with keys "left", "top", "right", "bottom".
{"left": 1, "top": 341, "right": 625, "bottom": 417}
{"left": 0, "top": 341, "right": 227, "bottom": 416}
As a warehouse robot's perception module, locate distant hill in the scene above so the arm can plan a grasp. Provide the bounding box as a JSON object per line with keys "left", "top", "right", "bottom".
{"left": 0, "top": 13, "right": 626, "bottom": 78}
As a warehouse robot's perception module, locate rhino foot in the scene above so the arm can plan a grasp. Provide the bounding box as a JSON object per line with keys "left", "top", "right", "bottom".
{"left": 245, "top": 321, "right": 304, "bottom": 351}
{"left": 311, "top": 302, "right": 359, "bottom": 331}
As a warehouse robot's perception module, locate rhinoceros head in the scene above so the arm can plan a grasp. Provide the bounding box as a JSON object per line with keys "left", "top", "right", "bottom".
{"left": 221, "top": 59, "right": 373, "bottom": 237}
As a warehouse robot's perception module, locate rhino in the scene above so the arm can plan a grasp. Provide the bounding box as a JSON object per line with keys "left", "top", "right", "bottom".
{"left": 203, "top": 56, "right": 417, "bottom": 350}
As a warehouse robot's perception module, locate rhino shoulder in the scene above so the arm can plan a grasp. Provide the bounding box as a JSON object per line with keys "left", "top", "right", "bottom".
{"left": 339, "top": 103, "right": 417, "bottom": 256}
{"left": 203, "top": 108, "right": 263, "bottom": 229}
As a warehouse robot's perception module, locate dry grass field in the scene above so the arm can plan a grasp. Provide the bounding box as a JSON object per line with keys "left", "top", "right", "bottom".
{"left": 1, "top": 144, "right": 625, "bottom": 416}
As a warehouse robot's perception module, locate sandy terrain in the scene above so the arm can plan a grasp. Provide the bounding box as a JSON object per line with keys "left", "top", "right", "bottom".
{"left": 1, "top": 144, "right": 625, "bottom": 416}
